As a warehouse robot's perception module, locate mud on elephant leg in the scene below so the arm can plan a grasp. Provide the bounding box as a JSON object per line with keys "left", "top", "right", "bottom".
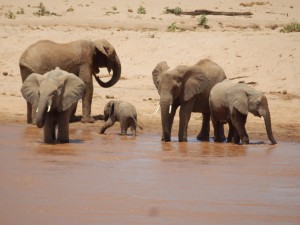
{"left": 197, "top": 113, "right": 210, "bottom": 141}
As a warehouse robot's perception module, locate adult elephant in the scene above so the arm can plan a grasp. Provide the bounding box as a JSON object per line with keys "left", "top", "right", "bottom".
{"left": 20, "top": 67, "right": 86, "bottom": 144}
{"left": 209, "top": 79, "right": 277, "bottom": 145}
{"left": 152, "top": 59, "right": 226, "bottom": 142}
{"left": 19, "top": 39, "right": 121, "bottom": 124}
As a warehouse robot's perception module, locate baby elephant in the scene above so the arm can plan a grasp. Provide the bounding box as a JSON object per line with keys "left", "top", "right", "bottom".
{"left": 209, "top": 79, "right": 277, "bottom": 145}
{"left": 100, "top": 100, "right": 142, "bottom": 136}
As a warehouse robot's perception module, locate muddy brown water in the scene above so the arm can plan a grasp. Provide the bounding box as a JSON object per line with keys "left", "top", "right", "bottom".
{"left": 0, "top": 124, "right": 300, "bottom": 225}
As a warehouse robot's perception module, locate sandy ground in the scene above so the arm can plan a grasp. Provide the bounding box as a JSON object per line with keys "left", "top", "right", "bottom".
{"left": 0, "top": 0, "right": 300, "bottom": 142}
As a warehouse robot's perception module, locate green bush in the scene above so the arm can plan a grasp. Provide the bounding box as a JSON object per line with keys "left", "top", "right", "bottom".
{"left": 137, "top": 5, "right": 146, "bottom": 14}
{"left": 197, "top": 14, "right": 209, "bottom": 29}
{"left": 167, "top": 22, "right": 182, "bottom": 32}
{"left": 33, "top": 2, "right": 53, "bottom": 16}
{"left": 164, "top": 7, "right": 182, "bottom": 15}
{"left": 280, "top": 21, "right": 300, "bottom": 33}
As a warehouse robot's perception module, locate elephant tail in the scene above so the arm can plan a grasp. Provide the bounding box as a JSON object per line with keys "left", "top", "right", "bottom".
{"left": 133, "top": 117, "right": 143, "bottom": 131}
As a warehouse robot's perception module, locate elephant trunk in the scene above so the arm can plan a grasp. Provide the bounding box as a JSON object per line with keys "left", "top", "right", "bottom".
{"left": 263, "top": 112, "right": 277, "bottom": 145}
{"left": 160, "top": 101, "right": 172, "bottom": 142}
{"left": 36, "top": 97, "right": 49, "bottom": 128}
{"left": 94, "top": 54, "right": 121, "bottom": 88}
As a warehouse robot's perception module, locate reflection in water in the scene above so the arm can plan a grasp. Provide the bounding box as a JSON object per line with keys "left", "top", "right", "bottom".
{"left": 160, "top": 140, "right": 247, "bottom": 158}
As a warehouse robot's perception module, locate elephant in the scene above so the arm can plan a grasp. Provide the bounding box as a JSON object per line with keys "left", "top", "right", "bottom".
{"left": 19, "top": 39, "right": 121, "bottom": 124}
{"left": 20, "top": 67, "right": 86, "bottom": 144}
{"left": 209, "top": 79, "right": 277, "bottom": 145}
{"left": 100, "top": 100, "right": 142, "bottom": 136}
{"left": 152, "top": 59, "right": 227, "bottom": 142}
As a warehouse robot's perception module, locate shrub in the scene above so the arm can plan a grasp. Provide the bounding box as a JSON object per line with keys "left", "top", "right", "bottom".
{"left": 280, "top": 21, "right": 300, "bottom": 33}
{"left": 137, "top": 5, "right": 146, "bottom": 14}
{"left": 5, "top": 10, "right": 16, "bottom": 19}
{"left": 33, "top": 2, "right": 52, "bottom": 16}
{"left": 167, "top": 22, "right": 182, "bottom": 32}
{"left": 197, "top": 14, "right": 209, "bottom": 29}
{"left": 164, "top": 7, "right": 182, "bottom": 15}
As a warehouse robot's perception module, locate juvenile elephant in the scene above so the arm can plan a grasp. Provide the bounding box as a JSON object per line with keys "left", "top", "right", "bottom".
{"left": 100, "top": 100, "right": 142, "bottom": 136}
{"left": 209, "top": 79, "right": 277, "bottom": 145}
{"left": 19, "top": 39, "right": 121, "bottom": 124}
{"left": 20, "top": 68, "right": 86, "bottom": 144}
{"left": 152, "top": 59, "right": 226, "bottom": 142}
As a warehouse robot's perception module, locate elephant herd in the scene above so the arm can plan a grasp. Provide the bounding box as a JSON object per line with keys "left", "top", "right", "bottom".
{"left": 19, "top": 39, "right": 277, "bottom": 145}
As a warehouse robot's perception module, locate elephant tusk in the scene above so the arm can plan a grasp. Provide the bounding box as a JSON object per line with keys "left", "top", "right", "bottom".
{"left": 169, "top": 105, "right": 172, "bottom": 114}
{"left": 47, "top": 105, "right": 51, "bottom": 112}
{"left": 36, "top": 108, "right": 39, "bottom": 113}
{"left": 155, "top": 105, "right": 160, "bottom": 114}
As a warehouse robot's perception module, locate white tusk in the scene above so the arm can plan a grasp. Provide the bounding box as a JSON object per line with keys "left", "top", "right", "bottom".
{"left": 47, "top": 105, "right": 51, "bottom": 112}
{"left": 155, "top": 105, "right": 160, "bottom": 115}
{"left": 169, "top": 105, "right": 172, "bottom": 114}
{"left": 36, "top": 108, "right": 39, "bottom": 113}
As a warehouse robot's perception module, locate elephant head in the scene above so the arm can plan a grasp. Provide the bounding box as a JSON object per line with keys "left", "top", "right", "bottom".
{"left": 93, "top": 39, "right": 122, "bottom": 88}
{"left": 226, "top": 84, "right": 277, "bottom": 144}
{"left": 103, "top": 100, "right": 115, "bottom": 121}
{"left": 21, "top": 68, "right": 86, "bottom": 128}
{"left": 152, "top": 61, "right": 209, "bottom": 141}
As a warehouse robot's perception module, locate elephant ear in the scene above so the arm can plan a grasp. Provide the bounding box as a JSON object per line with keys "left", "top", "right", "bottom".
{"left": 20, "top": 73, "right": 45, "bottom": 106}
{"left": 56, "top": 73, "right": 86, "bottom": 111}
{"left": 152, "top": 61, "right": 170, "bottom": 90}
{"left": 226, "top": 85, "right": 249, "bottom": 115}
{"left": 181, "top": 67, "right": 209, "bottom": 102}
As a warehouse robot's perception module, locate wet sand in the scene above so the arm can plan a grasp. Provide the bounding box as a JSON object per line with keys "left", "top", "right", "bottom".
{"left": 0, "top": 124, "right": 300, "bottom": 225}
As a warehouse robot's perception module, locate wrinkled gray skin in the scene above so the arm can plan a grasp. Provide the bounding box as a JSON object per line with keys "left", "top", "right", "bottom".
{"left": 209, "top": 79, "right": 277, "bottom": 145}
{"left": 152, "top": 59, "right": 226, "bottom": 142}
{"left": 100, "top": 100, "right": 142, "bottom": 136}
{"left": 21, "top": 68, "right": 86, "bottom": 144}
{"left": 19, "top": 39, "right": 121, "bottom": 124}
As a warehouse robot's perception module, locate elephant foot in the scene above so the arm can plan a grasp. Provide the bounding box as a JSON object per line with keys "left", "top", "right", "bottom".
{"left": 179, "top": 138, "right": 188, "bottom": 142}
{"left": 92, "top": 114, "right": 105, "bottom": 121}
{"left": 214, "top": 137, "right": 223, "bottom": 143}
{"left": 99, "top": 127, "right": 105, "bottom": 134}
{"left": 161, "top": 137, "right": 171, "bottom": 142}
{"left": 81, "top": 116, "right": 95, "bottom": 123}
{"left": 58, "top": 139, "right": 70, "bottom": 144}
{"left": 197, "top": 135, "right": 210, "bottom": 142}
{"left": 70, "top": 115, "right": 82, "bottom": 123}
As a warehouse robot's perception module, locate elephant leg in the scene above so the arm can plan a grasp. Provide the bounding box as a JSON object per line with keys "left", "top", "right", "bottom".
{"left": 130, "top": 121, "right": 137, "bottom": 137}
{"left": 69, "top": 103, "right": 82, "bottom": 123}
{"left": 197, "top": 113, "right": 210, "bottom": 141}
{"left": 231, "top": 109, "right": 249, "bottom": 144}
{"left": 43, "top": 115, "right": 56, "bottom": 144}
{"left": 27, "top": 102, "right": 33, "bottom": 124}
{"left": 178, "top": 102, "right": 193, "bottom": 142}
{"left": 212, "top": 120, "right": 223, "bottom": 143}
{"left": 161, "top": 104, "right": 178, "bottom": 141}
{"left": 80, "top": 68, "right": 94, "bottom": 123}
{"left": 227, "top": 120, "right": 234, "bottom": 143}
{"left": 100, "top": 118, "right": 115, "bottom": 134}
{"left": 57, "top": 111, "right": 70, "bottom": 143}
